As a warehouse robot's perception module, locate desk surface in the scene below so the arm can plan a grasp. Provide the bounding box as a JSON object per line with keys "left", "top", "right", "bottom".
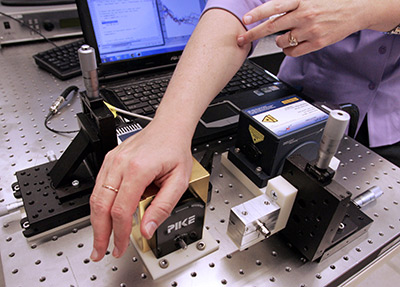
{"left": 1, "top": 38, "right": 400, "bottom": 287}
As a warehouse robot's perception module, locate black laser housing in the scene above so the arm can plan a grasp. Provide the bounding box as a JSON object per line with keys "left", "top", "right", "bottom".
{"left": 228, "top": 96, "right": 328, "bottom": 187}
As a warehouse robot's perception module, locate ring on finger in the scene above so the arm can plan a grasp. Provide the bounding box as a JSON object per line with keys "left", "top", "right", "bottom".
{"left": 288, "top": 31, "right": 299, "bottom": 47}
{"left": 102, "top": 184, "right": 119, "bottom": 193}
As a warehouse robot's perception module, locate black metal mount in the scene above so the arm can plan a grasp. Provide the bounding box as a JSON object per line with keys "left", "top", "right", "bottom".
{"left": 305, "top": 161, "right": 336, "bottom": 184}
{"left": 280, "top": 154, "right": 373, "bottom": 262}
{"left": 13, "top": 93, "right": 117, "bottom": 238}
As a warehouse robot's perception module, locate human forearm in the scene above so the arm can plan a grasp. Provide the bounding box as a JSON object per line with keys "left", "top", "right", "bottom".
{"left": 152, "top": 8, "right": 251, "bottom": 140}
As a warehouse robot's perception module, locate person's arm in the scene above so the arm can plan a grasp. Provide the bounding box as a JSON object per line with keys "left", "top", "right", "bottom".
{"left": 153, "top": 9, "right": 252, "bottom": 140}
{"left": 237, "top": 0, "right": 400, "bottom": 56}
{"left": 89, "top": 8, "right": 251, "bottom": 262}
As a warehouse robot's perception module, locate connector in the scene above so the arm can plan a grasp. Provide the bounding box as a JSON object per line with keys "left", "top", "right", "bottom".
{"left": 49, "top": 96, "right": 65, "bottom": 114}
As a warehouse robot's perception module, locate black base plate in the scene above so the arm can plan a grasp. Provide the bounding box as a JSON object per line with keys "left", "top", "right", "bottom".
{"left": 14, "top": 161, "right": 93, "bottom": 238}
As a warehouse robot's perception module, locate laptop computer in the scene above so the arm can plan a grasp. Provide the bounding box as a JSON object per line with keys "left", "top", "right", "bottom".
{"left": 76, "top": 0, "right": 295, "bottom": 145}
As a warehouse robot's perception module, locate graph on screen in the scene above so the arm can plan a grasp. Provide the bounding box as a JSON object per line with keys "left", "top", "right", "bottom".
{"left": 161, "top": 0, "right": 202, "bottom": 38}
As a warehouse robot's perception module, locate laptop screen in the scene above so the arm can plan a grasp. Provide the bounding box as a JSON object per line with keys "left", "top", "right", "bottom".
{"left": 77, "top": 0, "right": 206, "bottom": 77}
{"left": 86, "top": 0, "right": 205, "bottom": 64}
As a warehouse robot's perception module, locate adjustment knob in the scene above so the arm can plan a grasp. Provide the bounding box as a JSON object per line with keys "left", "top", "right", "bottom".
{"left": 43, "top": 20, "right": 55, "bottom": 32}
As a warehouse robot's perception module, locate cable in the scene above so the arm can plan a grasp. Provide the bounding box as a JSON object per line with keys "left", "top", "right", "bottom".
{"left": 44, "top": 85, "right": 79, "bottom": 134}
{"left": 0, "top": 11, "right": 59, "bottom": 48}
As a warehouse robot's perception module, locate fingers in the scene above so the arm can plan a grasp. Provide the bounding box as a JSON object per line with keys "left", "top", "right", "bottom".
{"left": 276, "top": 30, "right": 303, "bottom": 49}
{"left": 89, "top": 151, "right": 123, "bottom": 261}
{"left": 89, "top": 182, "right": 118, "bottom": 261}
{"left": 237, "top": 0, "right": 300, "bottom": 46}
{"left": 140, "top": 169, "right": 190, "bottom": 240}
{"left": 283, "top": 41, "right": 319, "bottom": 57}
{"left": 275, "top": 31, "right": 326, "bottom": 57}
{"left": 237, "top": 20, "right": 277, "bottom": 47}
{"left": 110, "top": 172, "right": 149, "bottom": 258}
{"left": 243, "top": 0, "right": 299, "bottom": 25}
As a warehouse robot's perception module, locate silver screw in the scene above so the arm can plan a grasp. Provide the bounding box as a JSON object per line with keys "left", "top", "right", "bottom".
{"left": 159, "top": 259, "right": 169, "bottom": 269}
{"left": 234, "top": 147, "right": 240, "bottom": 153}
{"left": 196, "top": 241, "right": 206, "bottom": 251}
{"left": 255, "top": 166, "right": 262, "bottom": 173}
{"left": 72, "top": 180, "right": 80, "bottom": 188}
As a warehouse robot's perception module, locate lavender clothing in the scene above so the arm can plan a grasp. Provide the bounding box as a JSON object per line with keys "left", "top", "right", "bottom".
{"left": 204, "top": 0, "right": 400, "bottom": 147}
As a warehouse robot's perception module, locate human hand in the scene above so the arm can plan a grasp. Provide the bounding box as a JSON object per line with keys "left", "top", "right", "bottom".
{"left": 89, "top": 120, "right": 193, "bottom": 261}
{"left": 237, "top": 0, "right": 371, "bottom": 56}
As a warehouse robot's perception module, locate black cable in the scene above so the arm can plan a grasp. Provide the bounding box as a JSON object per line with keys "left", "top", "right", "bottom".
{"left": 44, "top": 85, "right": 79, "bottom": 134}
{"left": 0, "top": 11, "right": 59, "bottom": 48}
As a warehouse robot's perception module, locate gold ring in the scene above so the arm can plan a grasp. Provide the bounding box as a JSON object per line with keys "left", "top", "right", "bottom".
{"left": 289, "top": 31, "right": 298, "bottom": 47}
{"left": 102, "top": 184, "right": 119, "bottom": 193}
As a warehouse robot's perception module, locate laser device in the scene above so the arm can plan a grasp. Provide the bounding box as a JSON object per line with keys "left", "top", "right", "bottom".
{"left": 227, "top": 96, "right": 328, "bottom": 187}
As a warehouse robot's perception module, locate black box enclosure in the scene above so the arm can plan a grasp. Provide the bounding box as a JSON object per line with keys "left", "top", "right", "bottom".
{"left": 228, "top": 96, "right": 328, "bottom": 187}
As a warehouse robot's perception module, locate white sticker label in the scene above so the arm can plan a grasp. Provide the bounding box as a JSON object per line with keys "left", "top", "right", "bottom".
{"left": 245, "top": 97, "right": 328, "bottom": 137}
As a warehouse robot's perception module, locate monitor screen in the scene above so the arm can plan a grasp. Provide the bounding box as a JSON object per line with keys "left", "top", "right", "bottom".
{"left": 86, "top": 0, "right": 206, "bottom": 63}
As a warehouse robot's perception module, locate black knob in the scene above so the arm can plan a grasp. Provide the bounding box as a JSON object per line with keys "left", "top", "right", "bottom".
{"left": 43, "top": 20, "right": 55, "bottom": 32}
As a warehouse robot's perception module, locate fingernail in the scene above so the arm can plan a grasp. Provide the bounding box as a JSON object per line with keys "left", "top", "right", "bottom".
{"left": 145, "top": 221, "right": 158, "bottom": 238}
{"left": 112, "top": 246, "right": 120, "bottom": 258}
{"left": 237, "top": 36, "right": 244, "bottom": 47}
{"left": 90, "top": 248, "right": 99, "bottom": 261}
{"left": 243, "top": 15, "right": 253, "bottom": 24}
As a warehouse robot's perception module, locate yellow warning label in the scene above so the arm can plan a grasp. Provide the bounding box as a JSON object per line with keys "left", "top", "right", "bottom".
{"left": 281, "top": 97, "right": 299, "bottom": 105}
{"left": 262, "top": 114, "right": 278, "bottom": 122}
{"left": 249, "top": 125, "right": 264, "bottom": 144}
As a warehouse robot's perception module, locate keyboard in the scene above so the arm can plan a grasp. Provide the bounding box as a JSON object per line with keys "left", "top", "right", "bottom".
{"left": 34, "top": 39, "right": 277, "bottom": 116}
{"left": 106, "top": 78, "right": 167, "bottom": 115}
{"left": 33, "top": 39, "right": 84, "bottom": 80}
{"left": 105, "top": 61, "right": 276, "bottom": 117}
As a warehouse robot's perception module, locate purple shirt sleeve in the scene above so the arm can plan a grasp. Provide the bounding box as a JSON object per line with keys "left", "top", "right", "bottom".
{"left": 204, "top": 0, "right": 266, "bottom": 29}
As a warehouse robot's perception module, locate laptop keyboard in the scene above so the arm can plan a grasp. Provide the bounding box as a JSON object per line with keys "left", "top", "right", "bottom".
{"left": 108, "top": 78, "right": 168, "bottom": 115}
{"left": 108, "top": 61, "right": 276, "bottom": 116}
